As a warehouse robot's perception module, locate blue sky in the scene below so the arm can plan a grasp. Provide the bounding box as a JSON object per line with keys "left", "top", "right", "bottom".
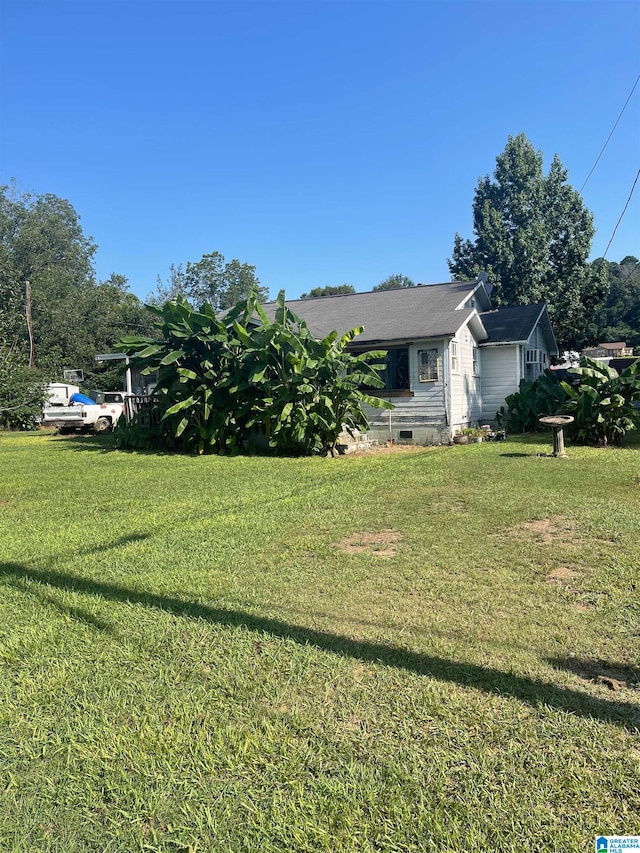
{"left": 1, "top": 0, "right": 639, "bottom": 302}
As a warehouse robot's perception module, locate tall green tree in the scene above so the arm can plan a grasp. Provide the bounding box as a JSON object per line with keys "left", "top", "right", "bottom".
{"left": 300, "top": 284, "right": 356, "bottom": 299}
{"left": 147, "top": 264, "right": 187, "bottom": 305}
{"left": 372, "top": 274, "right": 415, "bottom": 292}
{"left": 149, "top": 252, "right": 269, "bottom": 310}
{"left": 0, "top": 189, "right": 29, "bottom": 347}
{"left": 0, "top": 183, "right": 97, "bottom": 375}
{"left": 448, "top": 134, "right": 608, "bottom": 350}
{"left": 0, "top": 183, "right": 154, "bottom": 390}
{"left": 1, "top": 184, "right": 96, "bottom": 355}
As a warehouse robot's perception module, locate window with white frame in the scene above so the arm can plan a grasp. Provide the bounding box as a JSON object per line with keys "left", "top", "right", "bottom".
{"left": 418, "top": 348, "right": 439, "bottom": 382}
{"left": 472, "top": 346, "right": 479, "bottom": 376}
{"left": 450, "top": 340, "right": 459, "bottom": 373}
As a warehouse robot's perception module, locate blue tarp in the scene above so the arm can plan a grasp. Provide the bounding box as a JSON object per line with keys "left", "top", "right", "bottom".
{"left": 69, "top": 393, "right": 96, "bottom": 406}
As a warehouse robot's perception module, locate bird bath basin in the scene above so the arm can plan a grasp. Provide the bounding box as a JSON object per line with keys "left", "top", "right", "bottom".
{"left": 539, "top": 415, "right": 574, "bottom": 457}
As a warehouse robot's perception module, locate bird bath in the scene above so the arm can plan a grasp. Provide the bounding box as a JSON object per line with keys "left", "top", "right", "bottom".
{"left": 538, "top": 415, "right": 574, "bottom": 457}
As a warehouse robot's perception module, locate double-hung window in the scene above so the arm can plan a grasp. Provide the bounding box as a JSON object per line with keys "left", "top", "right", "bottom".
{"left": 450, "top": 340, "right": 459, "bottom": 373}
{"left": 472, "top": 346, "right": 479, "bottom": 376}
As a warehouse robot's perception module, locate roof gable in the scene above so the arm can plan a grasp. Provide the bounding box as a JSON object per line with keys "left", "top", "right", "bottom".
{"left": 479, "top": 304, "right": 546, "bottom": 344}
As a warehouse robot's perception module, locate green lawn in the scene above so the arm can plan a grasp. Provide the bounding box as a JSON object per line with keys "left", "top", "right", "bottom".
{"left": 0, "top": 431, "right": 638, "bottom": 852}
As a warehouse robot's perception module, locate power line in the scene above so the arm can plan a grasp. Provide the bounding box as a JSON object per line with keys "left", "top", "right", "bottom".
{"left": 602, "top": 167, "right": 640, "bottom": 260}
{"left": 580, "top": 72, "right": 640, "bottom": 193}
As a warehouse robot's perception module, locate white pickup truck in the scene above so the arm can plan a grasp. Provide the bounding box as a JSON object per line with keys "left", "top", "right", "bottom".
{"left": 42, "top": 388, "right": 128, "bottom": 434}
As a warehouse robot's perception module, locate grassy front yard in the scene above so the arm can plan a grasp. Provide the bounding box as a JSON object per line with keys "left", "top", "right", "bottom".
{"left": 0, "top": 432, "right": 638, "bottom": 851}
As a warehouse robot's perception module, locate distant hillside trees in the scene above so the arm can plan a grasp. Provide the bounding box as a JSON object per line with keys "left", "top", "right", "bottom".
{"left": 448, "top": 134, "right": 608, "bottom": 350}
{"left": 587, "top": 256, "right": 640, "bottom": 348}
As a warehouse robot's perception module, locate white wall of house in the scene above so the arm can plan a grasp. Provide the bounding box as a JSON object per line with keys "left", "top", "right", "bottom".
{"left": 448, "top": 324, "right": 483, "bottom": 431}
{"left": 361, "top": 339, "right": 450, "bottom": 444}
{"left": 357, "top": 314, "right": 557, "bottom": 443}
{"left": 479, "top": 345, "right": 520, "bottom": 424}
{"left": 523, "top": 324, "right": 555, "bottom": 382}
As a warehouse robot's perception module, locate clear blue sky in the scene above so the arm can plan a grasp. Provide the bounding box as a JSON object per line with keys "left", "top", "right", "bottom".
{"left": 1, "top": 0, "right": 639, "bottom": 302}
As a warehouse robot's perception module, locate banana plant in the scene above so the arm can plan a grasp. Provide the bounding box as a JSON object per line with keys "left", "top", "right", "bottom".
{"left": 559, "top": 357, "right": 640, "bottom": 445}
{"left": 231, "top": 291, "right": 392, "bottom": 455}
{"left": 116, "top": 289, "right": 392, "bottom": 455}
{"left": 496, "top": 369, "right": 569, "bottom": 432}
{"left": 116, "top": 295, "right": 254, "bottom": 453}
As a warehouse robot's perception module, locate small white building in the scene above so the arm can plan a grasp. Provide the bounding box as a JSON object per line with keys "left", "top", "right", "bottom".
{"left": 260, "top": 276, "right": 558, "bottom": 445}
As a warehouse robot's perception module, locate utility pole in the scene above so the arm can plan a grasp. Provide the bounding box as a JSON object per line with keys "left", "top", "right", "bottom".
{"left": 25, "top": 280, "right": 35, "bottom": 368}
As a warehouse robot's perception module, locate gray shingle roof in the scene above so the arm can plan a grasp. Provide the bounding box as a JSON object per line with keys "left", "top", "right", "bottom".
{"left": 260, "top": 281, "right": 478, "bottom": 345}
{"left": 479, "top": 303, "right": 546, "bottom": 344}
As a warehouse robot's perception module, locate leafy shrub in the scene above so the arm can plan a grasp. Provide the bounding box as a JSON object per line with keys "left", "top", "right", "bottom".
{"left": 0, "top": 347, "right": 46, "bottom": 430}
{"left": 559, "top": 357, "right": 640, "bottom": 445}
{"left": 496, "top": 369, "right": 569, "bottom": 432}
{"left": 116, "top": 289, "right": 392, "bottom": 455}
{"left": 113, "top": 418, "right": 164, "bottom": 451}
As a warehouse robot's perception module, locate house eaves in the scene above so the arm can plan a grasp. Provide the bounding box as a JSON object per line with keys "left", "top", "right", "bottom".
{"left": 455, "top": 311, "right": 488, "bottom": 342}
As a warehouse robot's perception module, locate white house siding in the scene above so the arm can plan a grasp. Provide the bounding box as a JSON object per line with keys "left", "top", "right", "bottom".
{"left": 448, "top": 325, "right": 483, "bottom": 432}
{"left": 523, "top": 324, "right": 554, "bottom": 382}
{"left": 362, "top": 340, "right": 449, "bottom": 445}
{"left": 480, "top": 345, "right": 520, "bottom": 424}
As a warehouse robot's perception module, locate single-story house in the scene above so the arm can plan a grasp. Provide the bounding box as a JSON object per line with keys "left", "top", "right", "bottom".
{"left": 261, "top": 275, "right": 558, "bottom": 445}
{"left": 582, "top": 342, "right": 633, "bottom": 358}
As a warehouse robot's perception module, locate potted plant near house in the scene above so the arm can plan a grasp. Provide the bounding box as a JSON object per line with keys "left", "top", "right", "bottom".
{"left": 454, "top": 427, "right": 484, "bottom": 444}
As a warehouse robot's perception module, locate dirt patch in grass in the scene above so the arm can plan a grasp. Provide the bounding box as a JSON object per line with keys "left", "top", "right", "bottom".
{"left": 438, "top": 497, "right": 468, "bottom": 514}
{"left": 509, "top": 515, "right": 582, "bottom": 546}
{"left": 337, "top": 530, "right": 402, "bottom": 557}
{"left": 546, "top": 565, "right": 580, "bottom": 584}
{"left": 572, "top": 601, "right": 595, "bottom": 613}
{"left": 550, "top": 657, "right": 640, "bottom": 692}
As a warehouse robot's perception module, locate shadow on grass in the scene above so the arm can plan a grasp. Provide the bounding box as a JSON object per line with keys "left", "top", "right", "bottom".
{"left": 6, "top": 577, "right": 116, "bottom": 634}
{"left": 547, "top": 656, "right": 640, "bottom": 689}
{"left": 76, "top": 532, "right": 151, "bottom": 556}
{"left": 1, "top": 560, "right": 638, "bottom": 730}
{"left": 51, "top": 434, "right": 119, "bottom": 453}
{"left": 51, "top": 433, "right": 173, "bottom": 456}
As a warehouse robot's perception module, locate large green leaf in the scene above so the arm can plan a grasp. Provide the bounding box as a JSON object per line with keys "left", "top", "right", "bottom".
{"left": 160, "top": 350, "right": 187, "bottom": 365}
{"left": 175, "top": 416, "right": 189, "bottom": 437}
{"left": 135, "top": 343, "right": 164, "bottom": 358}
{"left": 163, "top": 396, "right": 195, "bottom": 416}
{"left": 358, "top": 392, "right": 395, "bottom": 410}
